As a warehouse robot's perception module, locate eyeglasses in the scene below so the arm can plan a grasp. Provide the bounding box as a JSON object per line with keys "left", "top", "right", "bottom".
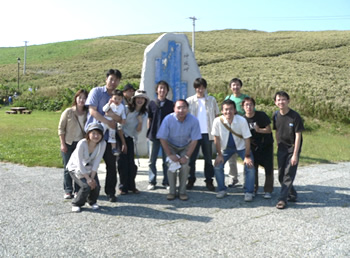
{"left": 137, "top": 90, "right": 146, "bottom": 93}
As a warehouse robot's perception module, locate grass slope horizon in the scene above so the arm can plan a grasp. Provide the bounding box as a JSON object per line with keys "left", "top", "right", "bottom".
{"left": 1, "top": 29, "right": 350, "bottom": 123}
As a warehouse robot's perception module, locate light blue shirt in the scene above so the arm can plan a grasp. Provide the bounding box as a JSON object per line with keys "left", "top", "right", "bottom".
{"left": 157, "top": 113, "right": 202, "bottom": 148}
{"left": 85, "top": 85, "right": 111, "bottom": 140}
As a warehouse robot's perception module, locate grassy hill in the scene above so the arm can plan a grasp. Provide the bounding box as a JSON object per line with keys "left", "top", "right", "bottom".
{"left": 1, "top": 29, "right": 350, "bottom": 122}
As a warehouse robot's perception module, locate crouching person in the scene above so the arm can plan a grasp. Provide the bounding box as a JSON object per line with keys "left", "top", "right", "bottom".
{"left": 67, "top": 123, "right": 106, "bottom": 212}
{"left": 211, "top": 100, "right": 255, "bottom": 201}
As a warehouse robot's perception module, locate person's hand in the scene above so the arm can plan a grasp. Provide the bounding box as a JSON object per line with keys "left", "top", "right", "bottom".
{"left": 214, "top": 154, "right": 224, "bottom": 167}
{"left": 244, "top": 157, "right": 254, "bottom": 168}
{"left": 60, "top": 143, "right": 67, "bottom": 153}
{"left": 179, "top": 156, "right": 188, "bottom": 164}
{"left": 291, "top": 154, "right": 298, "bottom": 166}
{"left": 137, "top": 115, "right": 143, "bottom": 123}
{"left": 121, "top": 143, "right": 127, "bottom": 154}
{"left": 107, "top": 119, "right": 116, "bottom": 129}
{"left": 169, "top": 154, "right": 180, "bottom": 162}
{"left": 87, "top": 178, "right": 97, "bottom": 190}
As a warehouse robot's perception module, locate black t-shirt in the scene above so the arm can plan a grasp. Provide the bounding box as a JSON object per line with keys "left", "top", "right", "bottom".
{"left": 273, "top": 109, "right": 304, "bottom": 152}
{"left": 244, "top": 111, "right": 274, "bottom": 148}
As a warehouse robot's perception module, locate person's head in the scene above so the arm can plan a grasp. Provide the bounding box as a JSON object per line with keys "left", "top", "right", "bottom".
{"left": 221, "top": 99, "right": 236, "bottom": 121}
{"left": 242, "top": 97, "right": 256, "bottom": 115}
{"left": 130, "top": 89, "right": 149, "bottom": 114}
{"left": 123, "top": 83, "right": 136, "bottom": 100}
{"left": 72, "top": 89, "right": 89, "bottom": 110}
{"left": 106, "top": 69, "right": 122, "bottom": 92}
{"left": 274, "top": 91, "right": 290, "bottom": 110}
{"left": 110, "top": 90, "right": 123, "bottom": 106}
{"left": 85, "top": 123, "right": 104, "bottom": 143}
{"left": 193, "top": 78, "right": 207, "bottom": 98}
{"left": 155, "top": 80, "right": 169, "bottom": 100}
{"left": 229, "top": 78, "right": 243, "bottom": 95}
{"left": 174, "top": 99, "right": 189, "bottom": 121}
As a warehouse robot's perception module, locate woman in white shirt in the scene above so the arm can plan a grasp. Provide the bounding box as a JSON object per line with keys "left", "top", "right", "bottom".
{"left": 67, "top": 123, "right": 106, "bottom": 213}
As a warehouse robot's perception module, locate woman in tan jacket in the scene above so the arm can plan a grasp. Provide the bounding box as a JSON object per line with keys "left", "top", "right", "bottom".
{"left": 58, "top": 89, "right": 88, "bottom": 199}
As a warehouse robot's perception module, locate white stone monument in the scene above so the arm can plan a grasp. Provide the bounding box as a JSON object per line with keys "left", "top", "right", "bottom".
{"left": 137, "top": 33, "right": 201, "bottom": 156}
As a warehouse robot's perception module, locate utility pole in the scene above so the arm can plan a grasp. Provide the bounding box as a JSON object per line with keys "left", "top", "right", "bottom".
{"left": 188, "top": 16, "right": 197, "bottom": 54}
{"left": 23, "top": 41, "right": 28, "bottom": 75}
{"left": 17, "top": 58, "right": 21, "bottom": 92}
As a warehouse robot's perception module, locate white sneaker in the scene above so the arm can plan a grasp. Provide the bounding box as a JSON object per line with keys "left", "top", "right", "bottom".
{"left": 263, "top": 192, "right": 272, "bottom": 199}
{"left": 64, "top": 193, "right": 72, "bottom": 199}
{"left": 147, "top": 184, "right": 155, "bottom": 190}
{"left": 89, "top": 203, "right": 99, "bottom": 210}
{"left": 244, "top": 193, "right": 254, "bottom": 202}
{"left": 72, "top": 206, "right": 81, "bottom": 212}
{"left": 216, "top": 190, "right": 227, "bottom": 199}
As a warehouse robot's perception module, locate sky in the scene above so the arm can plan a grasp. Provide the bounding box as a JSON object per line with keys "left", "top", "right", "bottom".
{"left": 1, "top": 0, "right": 349, "bottom": 48}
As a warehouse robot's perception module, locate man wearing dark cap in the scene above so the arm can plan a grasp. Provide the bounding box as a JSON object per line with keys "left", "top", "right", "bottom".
{"left": 122, "top": 83, "right": 135, "bottom": 106}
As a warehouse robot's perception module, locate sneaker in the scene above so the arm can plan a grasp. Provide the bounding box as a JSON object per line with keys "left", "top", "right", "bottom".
{"left": 167, "top": 194, "right": 176, "bottom": 200}
{"left": 89, "top": 203, "right": 99, "bottom": 210}
{"left": 244, "top": 192, "right": 254, "bottom": 202}
{"left": 228, "top": 179, "right": 239, "bottom": 188}
{"left": 72, "top": 206, "right": 81, "bottom": 212}
{"left": 112, "top": 148, "right": 120, "bottom": 156}
{"left": 73, "top": 192, "right": 78, "bottom": 198}
{"left": 179, "top": 194, "right": 188, "bottom": 201}
{"left": 216, "top": 190, "right": 227, "bottom": 199}
{"left": 147, "top": 184, "right": 155, "bottom": 190}
{"left": 162, "top": 184, "right": 170, "bottom": 190}
{"left": 64, "top": 193, "right": 72, "bottom": 199}
{"left": 263, "top": 192, "right": 272, "bottom": 199}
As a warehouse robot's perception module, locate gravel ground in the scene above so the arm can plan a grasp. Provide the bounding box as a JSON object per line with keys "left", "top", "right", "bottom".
{"left": 1, "top": 160, "right": 349, "bottom": 257}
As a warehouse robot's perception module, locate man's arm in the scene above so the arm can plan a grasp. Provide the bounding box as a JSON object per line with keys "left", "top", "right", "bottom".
{"left": 214, "top": 135, "right": 223, "bottom": 166}
{"left": 243, "top": 138, "right": 254, "bottom": 168}
{"left": 89, "top": 106, "right": 116, "bottom": 129}
{"left": 291, "top": 132, "right": 302, "bottom": 166}
{"left": 179, "top": 140, "right": 197, "bottom": 164}
{"left": 160, "top": 139, "right": 179, "bottom": 162}
{"left": 254, "top": 124, "right": 272, "bottom": 134}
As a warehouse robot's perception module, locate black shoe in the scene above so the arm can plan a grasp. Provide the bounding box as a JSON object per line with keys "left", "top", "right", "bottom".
{"left": 186, "top": 178, "right": 195, "bottom": 190}
{"left": 205, "top": 180, "right": 215, "bottom": 191}
{"left": 228, "top": 179, "right": 239, "bottom": 188}
{"left": 108, "top": 195, "right": 117, "bottom": 202}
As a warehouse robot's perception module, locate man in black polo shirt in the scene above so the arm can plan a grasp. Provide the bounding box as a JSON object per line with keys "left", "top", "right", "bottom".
{"left": 273, "top": 91, "right": 304, "bottom": 209}
{"left": 242, "top": 97, "right": 274, "bottom": 199}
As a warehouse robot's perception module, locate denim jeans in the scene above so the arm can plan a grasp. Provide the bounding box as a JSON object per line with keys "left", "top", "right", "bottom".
{"left": 188, "top": 134, "right": 214, "bottom": 182}
{"left": 69, "top": 172, "right": 100, "bottom": 207}
{"left": 148, "top": 139, "right": 168, "bottom": 186}
{"left": 214, "top": 147, "right": 255, "bottom": 193}
{"left": 61, "top": 141, "right": 79, "bottom": 194}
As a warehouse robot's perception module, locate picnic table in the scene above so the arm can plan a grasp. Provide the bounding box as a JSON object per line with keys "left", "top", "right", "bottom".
{"left": 10, "top": 107, "right": 27, "bottom": 114}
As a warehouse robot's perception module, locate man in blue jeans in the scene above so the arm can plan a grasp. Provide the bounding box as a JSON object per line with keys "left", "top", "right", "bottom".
{"left": 211, "top": 99, "right": 255, "bottom": 201}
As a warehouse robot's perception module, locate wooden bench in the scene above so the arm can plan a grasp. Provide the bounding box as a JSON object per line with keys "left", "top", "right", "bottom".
{"left": 6, "top": 110, "right": 17, "bottom": 114}
{"left": 22, "top": 110, "right": 32, "bottom": 114}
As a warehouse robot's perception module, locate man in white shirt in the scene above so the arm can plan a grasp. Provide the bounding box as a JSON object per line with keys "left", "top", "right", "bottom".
{"left": 211, "top": 99, "right": 255, "bottom": 201}
{"left": 186, "top": 78, "right": 220, "bottom": 191}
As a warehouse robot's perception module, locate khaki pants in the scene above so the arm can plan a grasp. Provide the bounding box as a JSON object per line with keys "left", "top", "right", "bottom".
{"left": 228, "top": 153, "right": 238, "bottom": 180}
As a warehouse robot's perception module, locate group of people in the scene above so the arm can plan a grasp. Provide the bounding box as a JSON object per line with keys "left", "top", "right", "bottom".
{"left": 58, "top": 68, "right": 304, "bottom": 212}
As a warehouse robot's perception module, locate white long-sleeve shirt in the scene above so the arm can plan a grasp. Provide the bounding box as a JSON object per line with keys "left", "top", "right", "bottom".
{"left": 66, "top": 138, "right": 106, "bottom": 178}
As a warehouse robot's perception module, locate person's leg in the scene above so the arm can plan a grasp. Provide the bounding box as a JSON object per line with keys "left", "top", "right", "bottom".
{"left": 179, "top": 148, "right": 190, "bottom": 195}
{"left": 161, "top": 145, "right": 169, "bottom": 186}
{"left": 254, "top": 162, "right": 259, "bottom": 193}
{"left": 126, "top": 138, "right": 137, "bottom": 191}
{"left": 187, "top": 139, "right": 201, "bottom": 188}
{"left": 277, "top": 149, "right": 298, "bottom": 202}
{"left": 263, "top": 144, "right": 274, "bottom": 194}
{"left": 148, "top": 139, "right": 160, "bottom": 186}
{"left": 228, "top": 153, "right": 239, "bottom": 185}
{"left": 214, "top": 148, "right": 234, "bottom": 192}
{"left": 201, "top": 134, "right": 214, "bottom": 183}
{"left": 167, "top": 170, "right": 177, "bottom": 195}
{"left": 62, "top": 142, "right": 76, "bottom": 195}
{"left": 103, "top": 142, "right": 117, "bottom": 198}
{"left": 70, "top": 172, "right": 90, "bottom": 207}
{"left": 237, "top": 149, "right": 255, "bottom": 194}
{"left": 87, "top": 174, "right": 101, "bottom": 205}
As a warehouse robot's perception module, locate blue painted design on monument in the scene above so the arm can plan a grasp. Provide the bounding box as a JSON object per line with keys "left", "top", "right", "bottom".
{"left": 155, "top": 40, "right": 188, "bottom": 101}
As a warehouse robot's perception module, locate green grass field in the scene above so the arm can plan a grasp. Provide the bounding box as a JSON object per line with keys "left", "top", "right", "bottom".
{"left": 0, "top": 106, "right": 349, "bottom": 168}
